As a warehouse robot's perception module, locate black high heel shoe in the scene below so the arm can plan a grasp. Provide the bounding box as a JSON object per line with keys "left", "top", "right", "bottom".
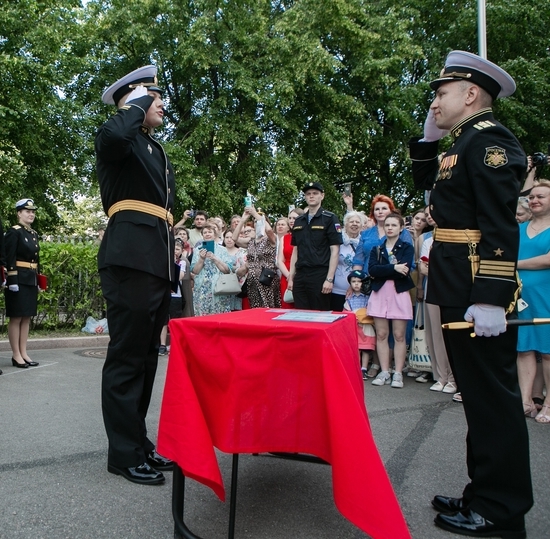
{"left": 23, "top": 359, "right": 39, "bottom": 367}
{"left": 12, "top": 358, "right": 29, "bottom": 368}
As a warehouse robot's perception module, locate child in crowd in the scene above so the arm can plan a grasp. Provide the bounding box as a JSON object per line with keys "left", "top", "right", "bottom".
{"left": 367, "top": 213, "right": 415, "bottom": 388}
{"left": 344, "top": 270, "right": 376, "bottom": 380}
{"left": 159, "top": 239, "right": 187, "bottom": 355}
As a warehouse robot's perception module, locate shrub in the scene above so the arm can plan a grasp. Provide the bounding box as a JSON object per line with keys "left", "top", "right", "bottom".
{"left": 0, "top": 239, "right": 105, "bottom": 330}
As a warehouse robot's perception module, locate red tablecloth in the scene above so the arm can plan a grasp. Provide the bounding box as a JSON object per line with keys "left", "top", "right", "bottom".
{"left": 158, "top": 309, "right": 411, "bottom": 539}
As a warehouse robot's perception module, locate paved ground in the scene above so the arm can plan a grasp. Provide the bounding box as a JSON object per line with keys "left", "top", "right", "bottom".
{"left": 0, "top": 345, "right": 547, "bottom": 539}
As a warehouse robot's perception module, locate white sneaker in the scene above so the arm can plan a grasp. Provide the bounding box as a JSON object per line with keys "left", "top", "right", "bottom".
{"left": 430, "top": 381, "right": 444, "bottom": 392}
{"left": 442, "top": 382, "right": 457, "bottom": 394}
{"left": 415, "top": 373, "right": 430, "bottom": 383}
{"left": 371, "top": 371, "right": 391, "bottom": 386}
{"left": 391, "top": 372, "right": 404, "bottom": 388}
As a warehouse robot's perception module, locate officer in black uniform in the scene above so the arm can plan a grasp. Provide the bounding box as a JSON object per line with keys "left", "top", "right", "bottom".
{"left": 288, "top": 182, "right": 343, "bottom": 310}
{"left": 96, "top": 65, "right": 175, "bottom": 485}
{"left": 409, "top": 51, "right": 532, "bottom": 538}
{"left": 4, "top": 199, "right": 41, "bottom": 369}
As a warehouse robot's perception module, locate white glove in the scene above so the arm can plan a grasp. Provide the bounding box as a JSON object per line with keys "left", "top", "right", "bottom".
{"left": 421, "top": 110, "right": 450, "bottom": 142}
{"left": 125, "top": 85, "right": 148, "bottom": 103}
{"left": 8, "top": 284, "right": 19, "bottom": 292}
{"left": 464, "top": 304, "right": 506, "bottom": 337}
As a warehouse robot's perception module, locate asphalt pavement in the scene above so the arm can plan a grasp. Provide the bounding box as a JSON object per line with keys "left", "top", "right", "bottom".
{"left": 0, "top": 341, "right": 547, "bottom": 539}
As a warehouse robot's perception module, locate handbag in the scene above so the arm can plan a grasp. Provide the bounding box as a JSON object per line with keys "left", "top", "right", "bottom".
{"left": 236, "top": 278, "right": 248, "bottom": 298}
{"left": 214, "top": 272, "right": 242, "bottom": 296}
{"left": 354, "top": 307, "right": 374, "bottom": 325}
{"left": 283, "top": 288, "right": 294, "bottom": 303}
{"left": 360, "top": 278, "right": 372, "bottom": 296}
{"left": 258, "top": 267, "right": 276, "bottom": 286}
{"left": 407, "top": 302, "right": 432, "bottom": 372}
{"left": 37, "top": 273, "right": 48, "bottom": 291}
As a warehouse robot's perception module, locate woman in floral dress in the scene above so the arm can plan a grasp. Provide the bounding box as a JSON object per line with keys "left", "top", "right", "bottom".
{"left": 190, "top": 224, "right": 233, "bottom": 316}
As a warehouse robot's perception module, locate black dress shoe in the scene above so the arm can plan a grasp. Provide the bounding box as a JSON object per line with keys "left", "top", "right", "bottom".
{"left": 435, "top": 509, "right": 526, "bottom": 538}
{"left": 147, "top": 449, "right": 174, "bottom": 471}
{"left": 432, "top": 494, "right": 466, "bottom": 513}
{"left": 12, "top": 358, "right": 28, "bottom": 368}
{"left": 107, "top": 462, "right": 165, "bottom": 485}
{"left": 23, "top": 359, "right": 39, "bottom": 367}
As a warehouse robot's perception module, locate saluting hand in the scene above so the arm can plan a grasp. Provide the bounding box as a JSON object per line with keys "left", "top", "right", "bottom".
{"left": 422, "top": 109, "right": 450, "bottom": 142}
{"left": 126, "top": 85, "right": 148, "bottom": 103}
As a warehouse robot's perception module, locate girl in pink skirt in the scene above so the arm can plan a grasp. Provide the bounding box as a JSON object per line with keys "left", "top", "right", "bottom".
{"left": 368, "top": 213, "right": 415, "bottom": 389}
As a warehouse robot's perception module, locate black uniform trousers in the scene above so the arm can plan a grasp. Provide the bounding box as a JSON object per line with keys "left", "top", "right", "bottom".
{"left": 440, "top": 306, "right": 533, "bottom": 527}
{"left": 293, "top": 267, "right": 331, "bottom": 311}
{"left": 100, "top": 265, "right": 171, "bottom": 468}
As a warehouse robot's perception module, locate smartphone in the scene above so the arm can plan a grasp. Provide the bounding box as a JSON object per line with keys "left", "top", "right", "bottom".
{"left": 405, "top": 215, "right": 412, "bottom": 227}
{"left": 188, "top": 209, "right": 196, "bottom": 218}
{"left": 343, "top": 182, "right": 352, "bottom": 196}
{"left": 203, "top": 240, "right": 215, "bottom": 253}
{"left": 244, "top": 196, "right": 252, "bottom": 207}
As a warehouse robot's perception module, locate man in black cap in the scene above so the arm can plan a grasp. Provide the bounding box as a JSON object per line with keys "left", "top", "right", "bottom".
{"left": 96, "top": 65, "right": 174, "bottom": 485}
{"left": 287, "top": 182, "right": 343, "bottom": 310}
{"left": 410, "top": 51, "right": 532, "bottom": 538}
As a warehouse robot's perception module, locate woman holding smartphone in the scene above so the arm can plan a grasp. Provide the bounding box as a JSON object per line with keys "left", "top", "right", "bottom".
{"left": 233, "top": 206, "right": 280, "bottom": 308}
{"left": 190, "top": 223, "right": 233, "bottom": 316}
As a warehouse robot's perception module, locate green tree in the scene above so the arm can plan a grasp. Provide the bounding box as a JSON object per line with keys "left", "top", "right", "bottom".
{"left": 0, "top": 0, "right": 93, "bottom": 230}
{"left": 3, "top": 0, "right": 550, "bottom": 231}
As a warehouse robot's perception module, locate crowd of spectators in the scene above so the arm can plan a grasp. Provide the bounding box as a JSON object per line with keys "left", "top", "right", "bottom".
{"left": 106, "top": 169, "right": 548, "bottom": 413}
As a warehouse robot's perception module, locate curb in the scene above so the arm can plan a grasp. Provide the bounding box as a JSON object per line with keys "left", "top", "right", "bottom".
{"left": 0, "top": 335, "right": 110, "bottom": 352}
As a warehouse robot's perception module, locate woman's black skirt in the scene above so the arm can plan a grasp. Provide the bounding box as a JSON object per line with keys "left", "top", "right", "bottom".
{"left": 5, "top": 284, "right": 38, "bottom": 317}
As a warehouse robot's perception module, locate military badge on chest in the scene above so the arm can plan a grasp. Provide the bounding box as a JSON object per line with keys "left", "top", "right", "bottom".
{"left": 436, "top": 154, "right": 458, "bottom": 181}
{"left": 484, "top": 146, "right": 508, "bottom": 168}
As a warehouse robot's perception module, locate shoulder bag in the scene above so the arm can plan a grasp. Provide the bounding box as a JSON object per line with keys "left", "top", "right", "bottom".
{"left": 407, "top": 302, "right": 432, "bottom": 372}
{"left": 259, "top": 267, "right": 276, "bottom": 286}
{"left": 214, "top": 271, "right": 242, "bottom": 296}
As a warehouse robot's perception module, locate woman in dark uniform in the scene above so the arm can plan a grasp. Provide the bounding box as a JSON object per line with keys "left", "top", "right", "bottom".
{"left": 4, "top": 199, "right": 40, "bottom": 368}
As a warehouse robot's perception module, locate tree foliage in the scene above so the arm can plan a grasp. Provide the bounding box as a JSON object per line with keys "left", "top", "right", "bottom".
{"left": 0, "top": 1, "right": 94, "bottom": 230}
{"left": 1, "top": 0, "right": 550, "bottom": 229}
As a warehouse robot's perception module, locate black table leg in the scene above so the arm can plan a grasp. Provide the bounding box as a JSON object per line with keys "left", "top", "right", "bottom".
{"left": 172, "top": 464, "right": 205, "bottom": 539}
{"left": 228, "top": 454, "right": 239, "bottom": 539}
{"left": 172, "top": 453, "right": 321, "bottom": 538}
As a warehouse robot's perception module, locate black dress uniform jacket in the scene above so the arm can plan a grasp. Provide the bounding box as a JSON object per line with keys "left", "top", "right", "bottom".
{"left": 410, "top": 108, "right": 524, "bottom": 309}
{"left": 291, "top": 207, "right": 343, "bottom": 268}
{"left": 4, "top": 225, "right": 40, "bottom": 287}
{"left": 96, "top": 94, "right": 175, "bottom": 280}
{"left": 0, "top": 220, "right": 5, "bottom": 270}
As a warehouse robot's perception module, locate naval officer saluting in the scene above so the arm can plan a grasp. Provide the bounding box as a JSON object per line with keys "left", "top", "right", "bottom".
{"left": 96, "top": 65, "right": 175, "bottom": 485}
{"left": 410, "top": 51, "right": 533, "bottom": 538}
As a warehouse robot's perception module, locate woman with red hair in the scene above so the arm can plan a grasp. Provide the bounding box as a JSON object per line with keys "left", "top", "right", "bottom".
{"left": 353, "top": 195, "right": 413, "bottom": 274}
